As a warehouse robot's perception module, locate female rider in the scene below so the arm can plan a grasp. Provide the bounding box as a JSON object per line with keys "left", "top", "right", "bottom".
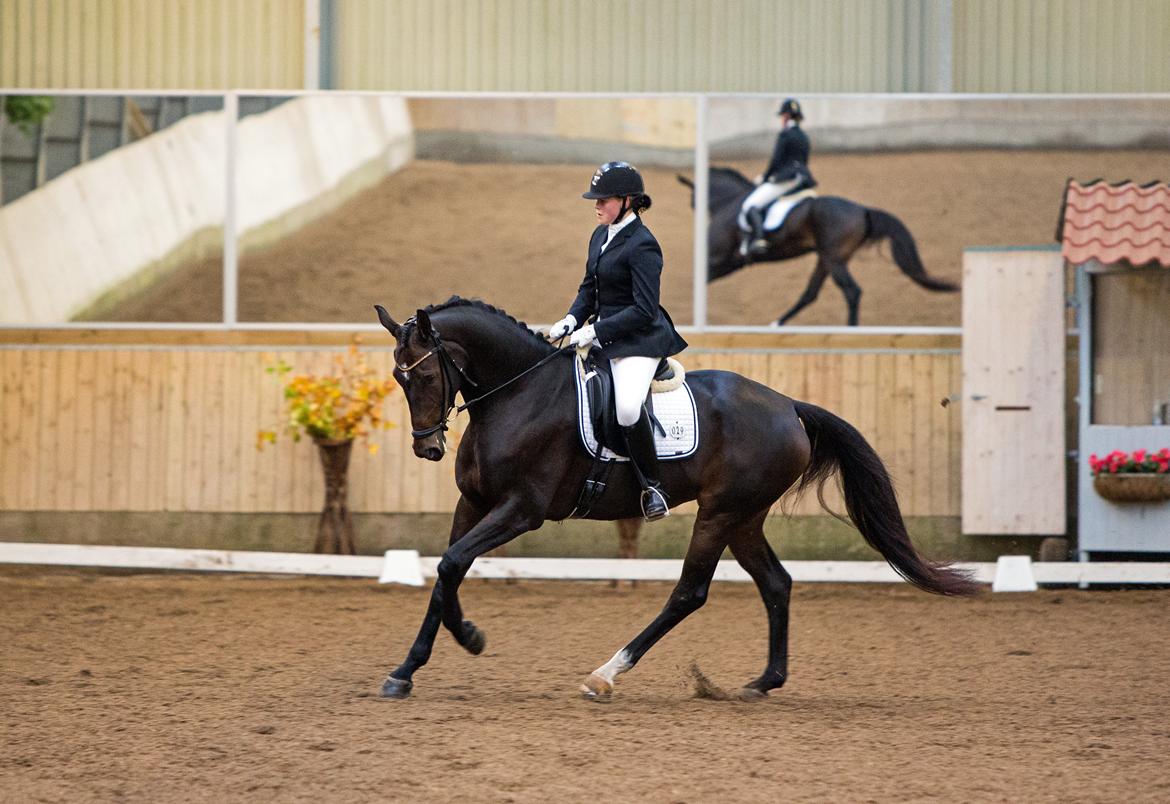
{"left": 740, "top": 97, "right": 817, "bottom": 257}
{"left": 548, "top": 161, "right": 688, "bottom": 522}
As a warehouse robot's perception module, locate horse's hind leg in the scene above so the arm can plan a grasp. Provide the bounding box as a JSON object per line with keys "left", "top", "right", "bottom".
{"left": 777, "top": 257, "right": 830, "bottom": 325}
{"left": 381, "top": 496, "right": 486, "bottom": 699}
{"left": 827, "top": 260, "right": 862, "bottom": 326}
{"left": 580, "top": 509, "right": 731, "bottom": 701}
{"left": 728, "top": 515, "right": 793, "bottom": 697}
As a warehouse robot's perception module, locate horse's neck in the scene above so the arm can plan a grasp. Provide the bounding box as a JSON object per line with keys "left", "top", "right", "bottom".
{"left": 440, "top": 312, "right": 553, "bottom": 389}
{"left": 710, "top": 173, "right": 753, "bottom": 209}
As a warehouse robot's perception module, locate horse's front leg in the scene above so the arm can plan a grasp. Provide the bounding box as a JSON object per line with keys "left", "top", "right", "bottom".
{"left": 380, "top": 496, "right": 486, "bottom": 699}
{"left": 435, "top": 496, "right": 537, "bottom": 652}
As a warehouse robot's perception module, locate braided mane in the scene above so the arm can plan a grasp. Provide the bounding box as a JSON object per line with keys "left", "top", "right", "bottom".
{"left": 419, "top": 296, "right": 555, "bottom": 353}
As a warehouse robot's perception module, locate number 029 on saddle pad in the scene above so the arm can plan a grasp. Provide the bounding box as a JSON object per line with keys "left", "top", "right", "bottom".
{"left": 573, "top": 359, "right": 699, "bottom": 461}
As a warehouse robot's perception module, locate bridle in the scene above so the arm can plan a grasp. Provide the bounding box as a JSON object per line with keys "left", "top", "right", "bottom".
{"left": 398, "top": 322, "right": 570, "bottom": 440}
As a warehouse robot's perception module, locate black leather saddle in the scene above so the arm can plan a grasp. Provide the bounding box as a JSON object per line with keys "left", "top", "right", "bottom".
{"left": 581, "top": 348, "right": 671, "bottom": 455}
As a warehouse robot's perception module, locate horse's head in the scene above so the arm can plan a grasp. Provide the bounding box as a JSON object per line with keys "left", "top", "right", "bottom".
{"left": 376, "top": 304, "right": 460, "bottom": 462}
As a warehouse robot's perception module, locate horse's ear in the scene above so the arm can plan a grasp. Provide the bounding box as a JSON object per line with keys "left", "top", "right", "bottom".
{"left": 415, "top": 309, "right": 434, "bottom": 341}
{"left": 374, "top": 305, "right": 401, "bottom": 337}
{"left": 676, "top": 174, "right": 694, "bottom": 189}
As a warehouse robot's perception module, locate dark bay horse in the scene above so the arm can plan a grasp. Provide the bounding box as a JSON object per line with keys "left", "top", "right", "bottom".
{"left": 679, "top": 167, "right": 958, "bottom": 325}
{"left": 375, "top": 297, "right": 978, "bottom": 701}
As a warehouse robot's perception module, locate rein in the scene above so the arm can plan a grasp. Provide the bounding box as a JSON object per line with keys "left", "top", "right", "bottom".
{"left": 402, "top": 326, "right": 571, "bottom": 439}
{"left": 455, "top": 345, "right": 571, "bottom": 413}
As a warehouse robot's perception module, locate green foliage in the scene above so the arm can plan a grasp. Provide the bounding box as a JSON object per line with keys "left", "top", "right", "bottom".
{"left": 2, "top": 95, "right": 56, "bottom": 136}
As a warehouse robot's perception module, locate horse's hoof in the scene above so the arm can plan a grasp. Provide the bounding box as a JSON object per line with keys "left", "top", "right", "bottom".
{"left": 380, "top": 676, "right": 413, "bottom": 699}
{"left": 579, "top": 673, "right": 613, "bottom": 702}
{"left": 461, "top": 620, "right": 486, "bottom": 655}
{"left": 735, "top": 687, "right": 767, "bottom": 702}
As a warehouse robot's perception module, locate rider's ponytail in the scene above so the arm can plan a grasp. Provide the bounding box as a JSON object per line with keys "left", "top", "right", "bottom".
{"left": 633, "top": 194, "right": 652, "bottom": 214}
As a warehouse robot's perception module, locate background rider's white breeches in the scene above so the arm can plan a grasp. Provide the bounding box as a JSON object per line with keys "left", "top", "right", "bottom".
{"left": 610, "top": 356, "right": 659, "bottom": 427}
{"left": 738, "top": 177, "right": 800, "bottom": 229}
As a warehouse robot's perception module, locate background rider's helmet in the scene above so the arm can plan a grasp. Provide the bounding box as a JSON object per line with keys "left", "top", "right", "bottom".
{"left": 582, "top": 161, "right": 645, "bottom": 199}
{"left": 777, "top": 98, "right": 804, "bottom": 121}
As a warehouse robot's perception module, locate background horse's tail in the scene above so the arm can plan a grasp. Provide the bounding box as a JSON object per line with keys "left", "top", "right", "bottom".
{"left": 864, "top": 208, "right": 959, "bottom": 292}
{"left": 793, "top": 400, "right": 980, "bottom": 596}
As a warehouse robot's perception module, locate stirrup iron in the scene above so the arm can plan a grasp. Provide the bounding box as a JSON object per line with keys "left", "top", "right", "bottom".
{"left": 640, "top": 486, "right": 669, "bottom": 522}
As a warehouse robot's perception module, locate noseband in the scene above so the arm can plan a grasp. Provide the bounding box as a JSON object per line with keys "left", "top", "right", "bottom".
{"left": 399, "top": 323, "right": 571, "bottom": 441}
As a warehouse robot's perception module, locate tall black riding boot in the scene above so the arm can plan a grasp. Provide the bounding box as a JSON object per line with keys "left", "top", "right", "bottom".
{"left": 746, "top": 206, "right": 769, "bottom": 256}
{"left": 621, "top": 412, "right": 669, "bottom": 522}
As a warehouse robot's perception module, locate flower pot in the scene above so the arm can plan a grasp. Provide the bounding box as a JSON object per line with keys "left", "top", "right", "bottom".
{"left": 313, "top": 438, "right": 356, "bottom": 554}
{"left": 1093, "top": 473, "right": 1170, "bottom": 503}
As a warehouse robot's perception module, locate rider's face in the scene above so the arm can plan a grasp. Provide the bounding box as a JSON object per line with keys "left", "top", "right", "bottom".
{"left": 594, "top": 196, "right": 624, "bottom": 225}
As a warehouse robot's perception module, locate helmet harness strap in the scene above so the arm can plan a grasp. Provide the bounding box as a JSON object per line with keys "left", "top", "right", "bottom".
{"left": 617, "top": 195, "right": 631, "bottom": 221}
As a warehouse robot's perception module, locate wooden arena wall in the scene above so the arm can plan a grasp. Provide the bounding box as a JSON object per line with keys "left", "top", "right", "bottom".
{"left": 0, "top": 331, "right": 961, "bottom": 518}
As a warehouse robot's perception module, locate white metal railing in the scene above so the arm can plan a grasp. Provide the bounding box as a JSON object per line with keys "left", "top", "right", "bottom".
{"left": 3, "top": 542, "right": 1167, "bottom": 590}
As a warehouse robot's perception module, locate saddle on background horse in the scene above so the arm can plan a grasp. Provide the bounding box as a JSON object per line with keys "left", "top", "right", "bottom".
{"left": 742, "top": 188, "right": 818, "bottom": 235}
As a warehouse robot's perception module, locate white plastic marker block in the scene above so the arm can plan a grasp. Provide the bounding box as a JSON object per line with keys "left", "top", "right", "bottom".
{"left": 378, "top": 550, "right": 425, "bottom": 586}
{"left": 992, "top": 555, "right": 1038, "bottom": 592}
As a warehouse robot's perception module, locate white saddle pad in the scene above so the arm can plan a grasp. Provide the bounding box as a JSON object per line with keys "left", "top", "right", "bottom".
{"left": 763, "top": 189, "right": 817, "bottom": 231}
{"left": 573, "top": 361, "right": 699, "bottom": 461}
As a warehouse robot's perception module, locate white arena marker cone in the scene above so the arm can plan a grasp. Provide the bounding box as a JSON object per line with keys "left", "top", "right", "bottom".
{"left": 992, "top": 555, "right": 1038, "bottom": 593}
{"left": 379, "top": 550, "right": 424, "bottom": 586}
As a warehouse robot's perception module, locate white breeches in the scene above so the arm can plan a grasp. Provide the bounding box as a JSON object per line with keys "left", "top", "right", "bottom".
{"left": 610, "top": 355, "right": 659, "bottom": 427}
{"left": 737, "top": 177, "right": 801, "bottom": 229}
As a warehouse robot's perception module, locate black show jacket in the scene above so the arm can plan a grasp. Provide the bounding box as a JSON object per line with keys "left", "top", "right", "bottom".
{"left": 567, "top": 216, "right": 688, "bottom": 359}
{"left": 763, "top": 123, "right": 811, "bottom": 183}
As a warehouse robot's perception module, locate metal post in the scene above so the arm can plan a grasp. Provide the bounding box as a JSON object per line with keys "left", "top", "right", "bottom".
{"left": 929, "top": 0, "right": 955, "bottom": 93}
{"left": 223, "top": 93, "right": 238, "bottom": 326}
{"left": 1076, "top": 263, "right": 1091, "bottom": 579}
{"left": 319, "top": 0, "right": 336, "bottom": 90}
{"left": 304, "top": 0, "right": 321, "bottom": 90}
{"left": 692, "top": 95, "right": 709, "bottom": 329}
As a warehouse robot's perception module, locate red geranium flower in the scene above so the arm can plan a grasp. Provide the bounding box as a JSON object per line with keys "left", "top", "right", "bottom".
{"left": 1088, "top": 448, "right": 1170, "bottom": 476}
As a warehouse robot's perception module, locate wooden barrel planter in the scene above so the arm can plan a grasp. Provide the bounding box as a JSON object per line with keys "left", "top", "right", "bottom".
{"left": 1093, "top": 473, "right": 1170, "bottom": 503}
{"left": 314, "top": 438, "right": 356, "bottom": 554}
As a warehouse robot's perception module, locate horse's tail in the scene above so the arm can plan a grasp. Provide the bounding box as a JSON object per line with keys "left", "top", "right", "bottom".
{"left": 793, "top": 400, "right": 980, "bottom": 596}
{"left": 864, "top": 208, "right": 958, "bottom": 292}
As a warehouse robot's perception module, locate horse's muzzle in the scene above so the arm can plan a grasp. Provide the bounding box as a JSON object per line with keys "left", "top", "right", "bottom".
{"left": 413, "top": 433, "right": 446, "bottom": 461}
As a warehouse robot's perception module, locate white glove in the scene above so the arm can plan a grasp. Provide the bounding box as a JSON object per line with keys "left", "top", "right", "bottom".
{"left": 569, "top": 324, "right": 597, "bottom": 349}
{"left": 548, "top": 315, "right": 576, "bottom": 340}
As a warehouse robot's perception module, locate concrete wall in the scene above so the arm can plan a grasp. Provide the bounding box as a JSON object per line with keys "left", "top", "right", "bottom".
{"left": 0, "top": 96, "right": 414, "bottom": 323}
{"left": 0, "top": 511, "right": 1042, "bottom": 563}
{"left": 709, "top": 96, "right": 1170, "bottom": 156}
{"left": 407, "top": 95, "right": 1170, "bottom": 167}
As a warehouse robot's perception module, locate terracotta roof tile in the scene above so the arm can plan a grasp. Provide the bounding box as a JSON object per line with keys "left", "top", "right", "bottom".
{"left": 1059, "top": 180, "right": 1170, "bottom": 267}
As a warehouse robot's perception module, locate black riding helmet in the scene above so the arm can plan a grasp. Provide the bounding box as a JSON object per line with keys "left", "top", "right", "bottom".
{"left": 777, "top": 98, "right": 804, "bottom": 121}
{"left": 582, "top": 161, "right": 644, "bottom": 199}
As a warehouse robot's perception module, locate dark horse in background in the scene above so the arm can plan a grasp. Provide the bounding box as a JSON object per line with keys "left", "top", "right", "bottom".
{"left": 679, "top": 167, "right": 958, "bottom": 325}
{"left": 374, "top": 297, "right": 978, "bottom": 702}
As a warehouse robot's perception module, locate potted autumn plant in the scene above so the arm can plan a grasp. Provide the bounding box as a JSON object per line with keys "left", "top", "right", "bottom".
{"left": 258, "top": 339, "right": 397, "bottom": 554}
{"left": 1089, "top": 448, "right": 1170, "bottom": 503}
